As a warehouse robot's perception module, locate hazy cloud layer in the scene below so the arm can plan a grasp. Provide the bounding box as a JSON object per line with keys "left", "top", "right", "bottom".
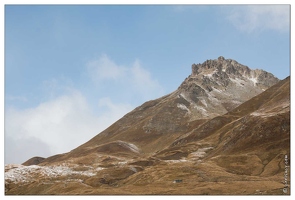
{"left": 226, "top": 5, "right": 290, "bottom": 33}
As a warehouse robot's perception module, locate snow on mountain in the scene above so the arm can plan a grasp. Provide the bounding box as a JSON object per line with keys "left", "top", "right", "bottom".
{"left": 5, "top": 164, "right": 97, "bottom": 184}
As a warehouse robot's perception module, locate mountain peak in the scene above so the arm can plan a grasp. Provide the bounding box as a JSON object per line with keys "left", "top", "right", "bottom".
{"left": 177, "top": 57, "right": 279, "bottom": 119}
{"left": 190, "top": 56, "right": 279, "bottom": 89}
{"left": 192, "top": 57, "right": 249, "bottom": 78}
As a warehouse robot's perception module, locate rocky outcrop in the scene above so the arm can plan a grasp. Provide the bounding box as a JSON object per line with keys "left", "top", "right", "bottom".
{"left": 178, "top": 56, "right": 280, "bottom": 119}
{"left": 191, "top": 56, "right": 279, "bottom": 89}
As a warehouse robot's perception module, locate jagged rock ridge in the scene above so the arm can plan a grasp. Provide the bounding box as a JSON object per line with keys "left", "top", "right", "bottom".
{"left": 177, "top": 56, "right": 279, "bottom": 119}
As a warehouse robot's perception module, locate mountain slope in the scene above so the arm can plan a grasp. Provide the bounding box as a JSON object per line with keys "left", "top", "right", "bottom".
{"left": 156, "top": 76, "right": 289, "bottom": 161}
{"left": 37, "top": 56, "right": 279, "bottom": 165}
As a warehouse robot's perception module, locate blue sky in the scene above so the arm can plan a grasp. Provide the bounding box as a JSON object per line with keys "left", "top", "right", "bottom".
{"left": 4, "top": 5, "right": 290, "bottom": 164}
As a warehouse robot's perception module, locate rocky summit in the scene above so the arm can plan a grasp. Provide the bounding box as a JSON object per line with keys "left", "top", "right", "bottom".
{"left": 5, "top": 57, "right": 289, "bottom": 195}
{"left": 180, "top": 56, "right": 279, "bottom": 119}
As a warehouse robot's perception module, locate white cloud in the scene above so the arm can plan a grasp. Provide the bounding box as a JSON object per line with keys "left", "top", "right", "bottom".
{"left": 226, "top": 5, "right": 290, "bottom": 33}
{"left": 87, "top": 54, "right": 165, "bottom": 100}
{"left": 87, "top": 54, "right": 127, "bottom": 82}
{"left": 5, "top": 89, "right": 133, "bottom": 164}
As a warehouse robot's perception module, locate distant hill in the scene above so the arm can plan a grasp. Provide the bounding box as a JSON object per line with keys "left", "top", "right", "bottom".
{"left": 22, "top": 157, "right": 45, "bottom": 166}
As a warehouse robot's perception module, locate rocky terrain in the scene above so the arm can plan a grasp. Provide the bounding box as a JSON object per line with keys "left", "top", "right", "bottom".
{"left": 5, "top": 57, "right": 289, "bottom": 195}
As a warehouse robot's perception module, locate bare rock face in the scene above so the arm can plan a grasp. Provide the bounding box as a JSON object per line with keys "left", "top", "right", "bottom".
{"left": 180, "top": 57, "right": 280, "bottom": 119}
{"left": 191, "top": 56, "right": 279, "bottom": 85}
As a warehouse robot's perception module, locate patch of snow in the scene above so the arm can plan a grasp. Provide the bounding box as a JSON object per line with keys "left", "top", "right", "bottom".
{"left": 118, "top": 161, "right": 128, "bottom": 165}
{"left": 189, "top": 147, "right": 213, "bottom": 161}
{"left": 164, "top": 158, "right": 189, "bottom": 163}
{"left": 43, "top": 165, "right": 96, "bottom": 177}
{"left": 193, "top": 105, "right": 208, "bottom": 116}
{"left": 200, "top": 99, "right": 208, "bottom": 107}
{"left": 5, "top": 164, "right": 96, "bottom": 184}
{"left": 191, "top": 151, "right": 206, "bottom": 158}
{"left": 95, "top": 167, "right": 105, "bottom": 171}
{"left": 250, "top": 112, "right": 264, "bottom": 117}
{"left": 229, "top": 78, "right": 245, "bottom": 87}
{"left": 231, "top": 100, "right": 242, "bottom": 105}
{"left": 250, "top": 101, "right": 289, "bottom": 118}
{"left": 205, "top": 73, "right": 213, "bottom": 78}
{"left": 204, "top": 69, "right": 217, "bottom": 78}
{"left": 199, "top": 107, "right": 207, "bottom": 113}
{"left": 212, "top": 87, "right": 222, "bottom": 93}
{"left": 130, "top": 167, "right": 137, "bottom": 173}
{"left": 250, "top": 111, "right": 278, "bottom": 118}
{"left": 5, "top": 164, "right": 23, "bottom": 171}
{"left": 179, "top": 92, "right": 208, "bottom": 108}
{"left": 179, "top": 92, "right": 190, "bottom": 103}
{"left": 249, "top": 76, "right": 258, "bottom": 86}
{"left": 207, "top": 93, "right": 220, "bottom": 105}
{"left": 117, "top": 141, "right": 140, "bottom": 153}
{"left": 177, "top": 103, "right": 191, "bottom": 113}
{"left": 5, "top": 165, "right": 40, "bottom": 183}
{"left": 66, "top": 178, "right": 83, "bottom": 183}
